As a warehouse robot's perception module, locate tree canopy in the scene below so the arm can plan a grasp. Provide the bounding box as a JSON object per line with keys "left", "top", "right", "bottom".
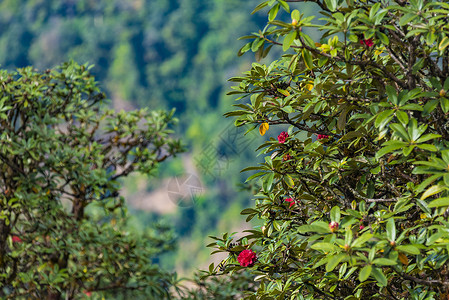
{"left": 0, "top": 61, "right": 183, "bottom": 299}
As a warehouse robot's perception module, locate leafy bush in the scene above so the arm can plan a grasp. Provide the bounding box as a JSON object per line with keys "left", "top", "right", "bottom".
{"left": 208, "top": 0, "right": 449, "bottom": 299}
{"left": 0, "top": 61, "right": 184, "bottom": 299}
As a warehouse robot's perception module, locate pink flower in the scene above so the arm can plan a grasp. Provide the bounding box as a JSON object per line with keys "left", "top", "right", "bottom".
{"left": 329, "top": 221, "right": 339, "bottom": 233}
{"left": 237, "top": 249, "right": 257, "bottom": 267}
{"left": 359, "top": 225, "right": 365, "bottom": 230}
{"left": 283, "top": 154, "right": 292, "bottom": 161}
{"left": 285, "top": 197, "right": 295, "bottom": 207}
{"left": 277, "top": 131, "right": 289, "bottom": 143}
{"left": 12, "top": 235, "right": 22, "bottom": 243}
{"left": 360, "top": 38, "right": 374, "bottom": 47}
{"left": 317, "top": 134, "right": 329, "bottom": 140}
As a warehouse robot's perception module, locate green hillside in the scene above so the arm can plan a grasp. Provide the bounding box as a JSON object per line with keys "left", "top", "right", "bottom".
{"left": 0, "top": 0, "right": 315, "bottom": 278}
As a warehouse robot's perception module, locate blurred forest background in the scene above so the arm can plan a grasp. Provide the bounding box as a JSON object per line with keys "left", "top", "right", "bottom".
{"left": 0, "top": 0, "right": 316, "bottom": 277}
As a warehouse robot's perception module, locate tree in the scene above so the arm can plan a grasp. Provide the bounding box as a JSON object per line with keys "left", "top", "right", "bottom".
{"left": 208, "top": 0, "right": 449, "bottom": 299}
{"left": 0, "top": 61, "right": 184, "bottom": 299}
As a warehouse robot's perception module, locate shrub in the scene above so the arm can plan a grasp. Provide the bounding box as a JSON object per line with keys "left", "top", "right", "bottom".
{"left": 209, "top": 0, "right": 449, "bottom": 299}
{"left": 0, "top": 61, "right": 184, "bottom": 299}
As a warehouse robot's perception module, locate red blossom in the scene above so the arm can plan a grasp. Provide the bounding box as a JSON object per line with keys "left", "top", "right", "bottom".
{"left": 285, "top": 197, "right": 295, "bottom": 207}
{"left": 283, "top": 154, "right": 292, "bottom": 161}
{"left": 317, "top": 134, "right": 329, "bottom": 140}
{"left": 277, "top": 131, "right": 289, "bottom": 143}
{"left": 360, "top": 38, "right": 374, "bottom": 47}
{"left": 329, "top": 221, "right": 339, "bottom": 233}
{"left": 12, "top": 235, "right": 22, "bottom": 243}
{"left": 359, "top": 225, "right": 365, "bottom": 230}
{"left": 237, "top": 249, "right": 257, "bottom": 267}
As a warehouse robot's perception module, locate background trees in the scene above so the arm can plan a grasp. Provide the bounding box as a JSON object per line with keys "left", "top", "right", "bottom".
{"left": 0, "top": 0, "right": 279, "bottom": 276}
{"left": 209, "top": 0, "right": 449, "bottom": 298}
{"left": 0, "top": 62, "right": 183, "bottom": 298}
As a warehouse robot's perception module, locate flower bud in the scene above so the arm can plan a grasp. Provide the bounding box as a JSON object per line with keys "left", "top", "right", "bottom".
{"left": 329, "top": 221, "right": 339, "bottom": 233}
{"left": 440, "top": 89, "right": 446, "bottom": 97}
{"left": 292, "top": 19, "right": 298, "bottom": 26}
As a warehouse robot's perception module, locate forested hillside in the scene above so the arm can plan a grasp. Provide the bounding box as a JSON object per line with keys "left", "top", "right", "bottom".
{"left": 0, "top": 0, "right": 316, "bottom": 276}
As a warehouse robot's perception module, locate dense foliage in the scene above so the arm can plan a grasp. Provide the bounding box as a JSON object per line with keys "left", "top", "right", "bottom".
{"left": 0, "top": 62, "right": 183, "bottom": 299}
{"left": 209, "top": 0, "right": 449, "bottom": 299}
{"left": 0, "top": 0, "right": 277, "bottom": 275}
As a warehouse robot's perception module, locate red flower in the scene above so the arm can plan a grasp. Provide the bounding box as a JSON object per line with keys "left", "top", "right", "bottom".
{"left": 360, "top": 38, "right": 374, "bottom": 47}
{"left": 83, "top": 290, "right": 92, "bottom": 297}
{"left": 285, "top": 197, "right": 295, "bottom": 207}
{"left": 359, "top": 225, "right": 365, "bottom": 230}
{"left": 317, "top": 134, "right": 329, "bottom": 140}
{"left": 12, "top": 235, "right": 22, "bottom": 243}
{"left": 283, "top": 154, "right": 292, "bottom": 161}
{"left": 237, "top": 249, "right": 257, "bottom": 267}
{"left": 277, "top": 131, "right": 289, "bottom": 143}
{"left": 329, "top": 221, "right": 339, "bottom": 233}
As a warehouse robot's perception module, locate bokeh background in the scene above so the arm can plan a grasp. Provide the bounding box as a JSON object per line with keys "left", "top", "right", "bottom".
{"left": 0, "top": 0, "right": 317, "bottom": 277}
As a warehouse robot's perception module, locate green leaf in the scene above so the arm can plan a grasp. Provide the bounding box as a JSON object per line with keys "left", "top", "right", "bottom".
{"left": 421, "top": 184, "right": 446, "bottom": 200}
{"left": 375, "top": 109, "right": 394, "bottom": 129}
{"left": 297, "top": 221, "right": 331, "bottom": 234}
{"left": 338, "top": 107, "right": 349, "bottom": 131}
{"left": 439, "top": 36, "right": 449, "bottom": 51}
{"left": 386, "top": 218, "right": 396, "bottom": 242}
{"left": 396, "top": 245, "right": 420, "bottom": 255}
{"left": 390, "top": 123, "right": 410, "bottom": 141}
{"left": 402, "top": 145, "right": 415, "bottom": 156}
{"left": 268, "top": 3, "right": 280, "bottom": 21}
{"left": 372, "top": 258, "right": 397, "bottom": 266}
{"left": 279, "top": 0, "right": 290, "bottom": 12}
{"left": 376, "top": 31, "right": 389, "bottom": 45}
{"left": 352, "top": 233, "right": 373, "bottom": 248}
{"left": 371, "top": 267, "right": 387, "bottom": 286}
{"left": 386, "top": 85, "right": 398, "bottom": 104}
{"left": 311, "top": 242, "right": 341, "bottom": 252}
{"left": 240, "top": 208, "right": 258, "bottom": 215}
{"left": 399, "top": 13, "right": 417, "bottom": 26}
{"left": 302, "top": 49, "right": 313, "bottom": 70}
{"left": 330, "top": 206, "right": 341, "bottom": 223}
{"left": 412, "top": 58, "right": 425, "bottom": 74}
{"left": 284, "top": 174, "right": 295, "bottom": 188}
{"left": 423, "top": 99, "right": 439, "bottom": 115}
{"left": 441, "top": 97, "right": 449, "bottom": 113}
{"left": 245, "top": 171, "right": 266, "bottom": 182}
{"left": 416, "top": 144, "right": 437, "bottom": 152}
{"left": 251, "top": 38, "right": 264, "bottom": 52}
{"left": 375, "top": 142, "right": 407, "bottom": 159}
{"left": 283, "top": 31, "right": 297, "bottom": 52}
{"left": 428, "top": 197, "right": 449, "bottom": 208}
{"left": 396, "top": 110, "right": 409, "bottom": 125}
{"left": 291, "top": 9, "right": 300, "bottom": 21}
{"left": 326, "top": 253, "right": 347, "bottom": 272}
{"left": 263, "top": 172, "right": 275, "bottom": 192}
{"left": 324, "top": 0, "right": 337, "bottom": 11}
{"left": 369, "top": 2, "right": 380, "bottom": 20}
{"left": 444, "top": 77, "right": 449, "bottom": 91}
{"left": 359, "top": 265, "right": 372, "bottom": 282}
{"left": 252, "top": 1, "right": 269, "bottom": 14}
{"left": 416, "top": 133, "right": 441, "bottom": 143}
